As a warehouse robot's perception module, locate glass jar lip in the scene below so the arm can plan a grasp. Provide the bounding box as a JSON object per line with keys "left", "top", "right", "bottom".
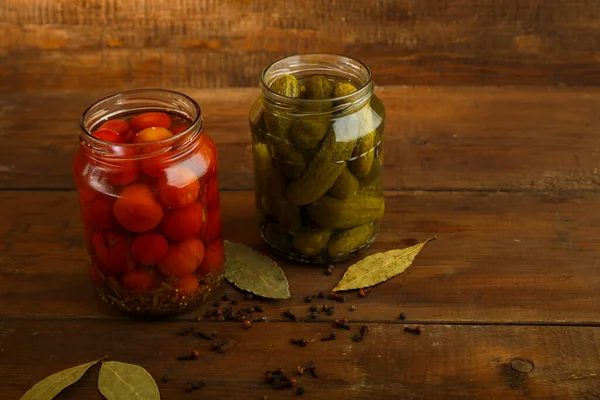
{"left": 79, "top": 88, "right": 203, "bottom": 149}
{"left": 260, "top": 52, "right": 373, "bottom": 105}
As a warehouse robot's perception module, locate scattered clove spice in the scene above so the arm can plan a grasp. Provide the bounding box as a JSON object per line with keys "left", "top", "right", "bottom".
{"left": 254, "top": 304, "right": 264, "bottom": 312}
{"left": 246, "top": 293, "right": 254, "bottom": 300}
{"left": 399, "top": 312, "right": 407, "bottom": 320}
{"left": 296, "top": 386, "right": 305, "bottom": 395}
{"left": 328, "top": 292, "right": 346, "bottom": 303}
{"left": 177, "top": 350, "right": 199, "bottom": 360}
{"left": 351, "top": 324, "right": 369, "bottom": 342}
{"left": 179, "top": 325, "right": 194, "bottom": 336}
{"left": 309, "top": 305, "right": 318, "bottom": 312}
{"left": 211, "top": 339, "right": 229, "bottom": 353}
{"left": 290, "top": 337, "right": 308, "bottom": 347}
{"left": 318, "top": 292, "right": 325, "bottom": 299}
{"left": 195, "top": 330, "right": 213, "bottom": 340}
{"left": 161, "top": 374, "right": 169, "bottom": 382}
{"left": 320, "top": 332, "right": 336, "bottom": 341}
{"left": 272, "top": 377, "right": 297, "bottom": 389}
{"left": 243, "top": 320, "right": 252, "bottom": 329}
{"left": 297, "top": 361, "right": 317, "bottom": 378}
{"left": 325, "top": 267, "right": 333, "bottom": 276}
{"left": 193, "top": 316, "right": 201, "bottom": 322}
{"left": 349, "top": 305, "right": 356, "bottom": 311}
{"left": 404, "top": 326, "right": 422, "bottom": 335}
{"left": 358, "top": 288, "right": 372, "bottom": 297}
{"left": 333, "top": 319, "right": 351, "bottom": 330}
{"left": 185, "top": 380, "right": 205, "bottom": 392}
{"left": 304, "top": 295, "right": 313, "bottom": 303}
{"left": 311, "top": 311, "right": 319, "bottom": 319}
{"left": 230, "top": 299, "right": 238, "bottom": 305}
{"left": 221, "top": 294, "right": 229, "bottom": 301}
{"left": 282, "top": 309, "right": 297, "bottom": 321}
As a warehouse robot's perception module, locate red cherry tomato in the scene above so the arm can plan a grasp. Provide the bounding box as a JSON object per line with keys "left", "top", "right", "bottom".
{"left": 197, "top": 239, "right": 224, "bottom": 275}
{"left": 93, "top": 128, "right": 126, "bottom": 143}
{"left": 92, "top": 231, "right": 135, "bottom": 274}
{"left": 122, "top": 270, "right": 157, "bottom": 293}
{"left": 131, "top": 233, "right": 169, "bottom": 266}
{"left": 201, "top": 208, "right": 222, "bottom": 244}
{"left": 100, "top": 119, "right": 132, "bottom": 141}
{"left": 130, "top": 112, "right": 172, "bottom": 132}
{"left": 173, "top": 274, "right": 200, "bottom": 297}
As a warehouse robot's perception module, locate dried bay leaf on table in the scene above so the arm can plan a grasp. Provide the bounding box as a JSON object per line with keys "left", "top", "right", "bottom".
{"left": 98, "top": 361, "right": 160, "bottom": 400}
{"left": 224, "top": 240, "right": 291, "bottom": 299}
{"left": 20, "top": 359, "right": 100, "bottom": 400}
{"left": 333, "top": 237, "right": 435, "bottom": 292}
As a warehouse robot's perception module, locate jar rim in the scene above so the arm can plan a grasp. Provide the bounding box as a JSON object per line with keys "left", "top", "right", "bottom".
{"left": 260, "top": 53, "right": 374, "bottom": 111}
{"left": 79, "top": 88, "right": 203, "bottom": 155}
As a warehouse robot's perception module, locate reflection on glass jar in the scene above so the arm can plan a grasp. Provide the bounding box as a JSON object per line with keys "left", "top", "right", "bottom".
{"left": 249, "top": 54, "right": 385, "bottom": 264}
{"left": 73, "top": 89, "right": 224, "bottom": 317}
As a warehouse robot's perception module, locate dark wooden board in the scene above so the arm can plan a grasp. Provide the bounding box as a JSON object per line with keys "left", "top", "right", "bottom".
{"left": 3, "top": 0, "right": 600, "bottom": 91}
{"left": 2, "top": 87, "right": 600, "bottom": 191}
{"left": 2, "top": 319, "right": 600, "bottom": 399}
{"left": 3, "top": 190, "right": 600, "bottom": 323}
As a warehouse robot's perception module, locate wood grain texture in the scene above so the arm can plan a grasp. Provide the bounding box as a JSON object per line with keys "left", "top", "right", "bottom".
{"left": 3, "top": 190, "right": 600, "bottom": 323}
{"left": 2, "top": 86, "right": 600, "bottom": 191}
{"left": 3, "top": 0, "right": 600, "bottom": 91}
{"left": 2, "top": 319, "right": 600, "bottom": 399}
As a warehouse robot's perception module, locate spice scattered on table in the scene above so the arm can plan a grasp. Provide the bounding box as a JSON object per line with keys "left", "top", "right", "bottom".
{"left": 290, "top": 337, "right": 308, "bottom": 347}
{"left": 296, "top": 386, "right": 305, "bottom": 395}
{"left": 358, "top": 288, "right": 372, "bottom": 297}
{"left": 311, "top": 311, "right": 319, "bottom": 319}
{"left": 176, "top": 350, "right": 199, "bottom": 360}
{"left": 399, "top": 312, "right": 407, "bottom": 320}
{"left": 196, "top": 330, "right": 213, "bottom": 340}
{"left": 305, "top": 295, "right": 313, "bottom": 303}
{"left": 404, "top": 326, "right": 422, "bottom": 335}
{"left": 185, "top": 380, "right": 205, "bottom": 392}
{"left": 161, "top": 374, "right": 169, "bottom": 382}
{"left": 349, "top": 305, "right": 356, "bottom": 311}
{"left": 243, "top": 320, "right": 252, "bottom": 329}
{"left": 179, "top": 325, "right": 194, "bottom": 336}
{"left": 231, "top": 299, "right": 238, "bottom": 305}
{"left": 328, "top": 292, "right": 346, "bottom": 302}
{"left": 283, "top": 309, "right": 297, "bottom": 321}
{"left": 320, "top": 332, "right": 336, "bottom": 341}
{"left": 318, "top": 292, "right": 325, "bottom": 298}
{"left": 333, "top": 319, "right": 350, "bottom": 330}
{"left": 351, "top": 324, "right": 369, "bottom": 342}
{"left": 221, "top": 294, "right": 229, "bottom": 301}
{"left": 309, "top": 305, "right": 318, "bottom": 312}
{"left": 211, "top": 339, "right": 230, "bottom": 353}
{"left": 254, "top": 304, "right": 265, "bottom": 312}
{"left": 264, "top": 368, "right": 297, "bottom": 390}
{"left": 246, "top": 293, "right": 254, "bottom": 300}
{"left": 325, "top": 267, "right": 333, "bottom": 276}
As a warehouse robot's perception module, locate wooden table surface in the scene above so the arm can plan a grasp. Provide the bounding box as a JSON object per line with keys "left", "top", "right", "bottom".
{"left": 4, "top": 1, "right": 600, "bottom": 399}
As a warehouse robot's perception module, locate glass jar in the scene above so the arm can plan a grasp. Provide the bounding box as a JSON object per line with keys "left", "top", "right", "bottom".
{"left": 73, "top": 89, "right": 224, "bottom": 317}
{"left": 249, "top": 54, "right": 385, "bottom": 264}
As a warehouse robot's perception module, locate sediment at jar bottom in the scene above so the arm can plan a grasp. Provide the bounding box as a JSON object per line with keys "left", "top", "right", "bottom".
{"left": 308, "top": 194, "right": 385, "bottom": 230}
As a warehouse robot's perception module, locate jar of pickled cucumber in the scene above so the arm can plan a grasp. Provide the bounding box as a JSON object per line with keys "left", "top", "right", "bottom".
{"left": 249, "top": 54, "right": 385, "bottom": 264}
{"left": 73, "top": 89, "right": 224, "bottom": 316}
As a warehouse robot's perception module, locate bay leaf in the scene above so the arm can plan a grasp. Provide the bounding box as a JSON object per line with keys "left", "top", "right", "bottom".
{"left": 20, "top": 359, "right": 100, "bottom": 400}
{"left": 98, "top": 361, "right": 160, "bottom": 400}
{"left": 223, "top": 240, "right": 291, "bottom": 299}
{"left": 333, "top": 237, "right": 435, "bottom": 292}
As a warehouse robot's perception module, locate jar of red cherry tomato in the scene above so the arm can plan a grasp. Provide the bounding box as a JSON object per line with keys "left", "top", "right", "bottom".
{"left": 73, "top": 89, "right": 224, "bottom": 317}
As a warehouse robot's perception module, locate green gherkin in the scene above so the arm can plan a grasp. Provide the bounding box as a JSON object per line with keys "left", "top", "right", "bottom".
{"left": 294, "top": 230, "right": 332, "bottom": 256}
{"left": 286, "top": 126, "right": 356, "bottom": 206}
{"left": 326, "top": 222, "right": 378, "bottom": 258}
{"left": 329, "top": 167, "right": 359, "bottom": 199}
{"left": 291, "top": 119, "right": 330, "bottom": 150}
{"left": 260, "top": 159, "right": 302, "bottom": 232}
{"left": 270, "top": 74, "right": 301, "bottom": 98}
{"left": 306, "top": 75, "right": 334, "bottom": 99}
{"left": 308, "top": 194, "right": 384, "bottom": 230}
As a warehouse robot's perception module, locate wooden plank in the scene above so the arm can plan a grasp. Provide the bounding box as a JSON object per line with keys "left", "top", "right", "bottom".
{"left": 2, "top": 319, "right": 600, "bottom": 399}
{"left": 3, "top": 0, "right": 600, "bottom": 91}
{"left": 2, "top": 87, "right": 600, "bottom": 191}
{"left": 2, "top": 190, "right": 600, "bottom": 323}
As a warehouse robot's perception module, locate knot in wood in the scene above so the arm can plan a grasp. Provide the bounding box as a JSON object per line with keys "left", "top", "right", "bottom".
{"left": 510, "top": 358, "right": 534, "bottom": 373}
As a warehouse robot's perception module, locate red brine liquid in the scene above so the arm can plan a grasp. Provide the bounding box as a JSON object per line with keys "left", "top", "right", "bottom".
{"left": 73, "top": 110, "right": 224, "bottom": 316}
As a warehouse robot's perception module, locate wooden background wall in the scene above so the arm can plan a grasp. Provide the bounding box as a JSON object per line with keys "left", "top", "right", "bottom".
{"left": 2, "top": 0, "right": 600, "bottom": 93}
